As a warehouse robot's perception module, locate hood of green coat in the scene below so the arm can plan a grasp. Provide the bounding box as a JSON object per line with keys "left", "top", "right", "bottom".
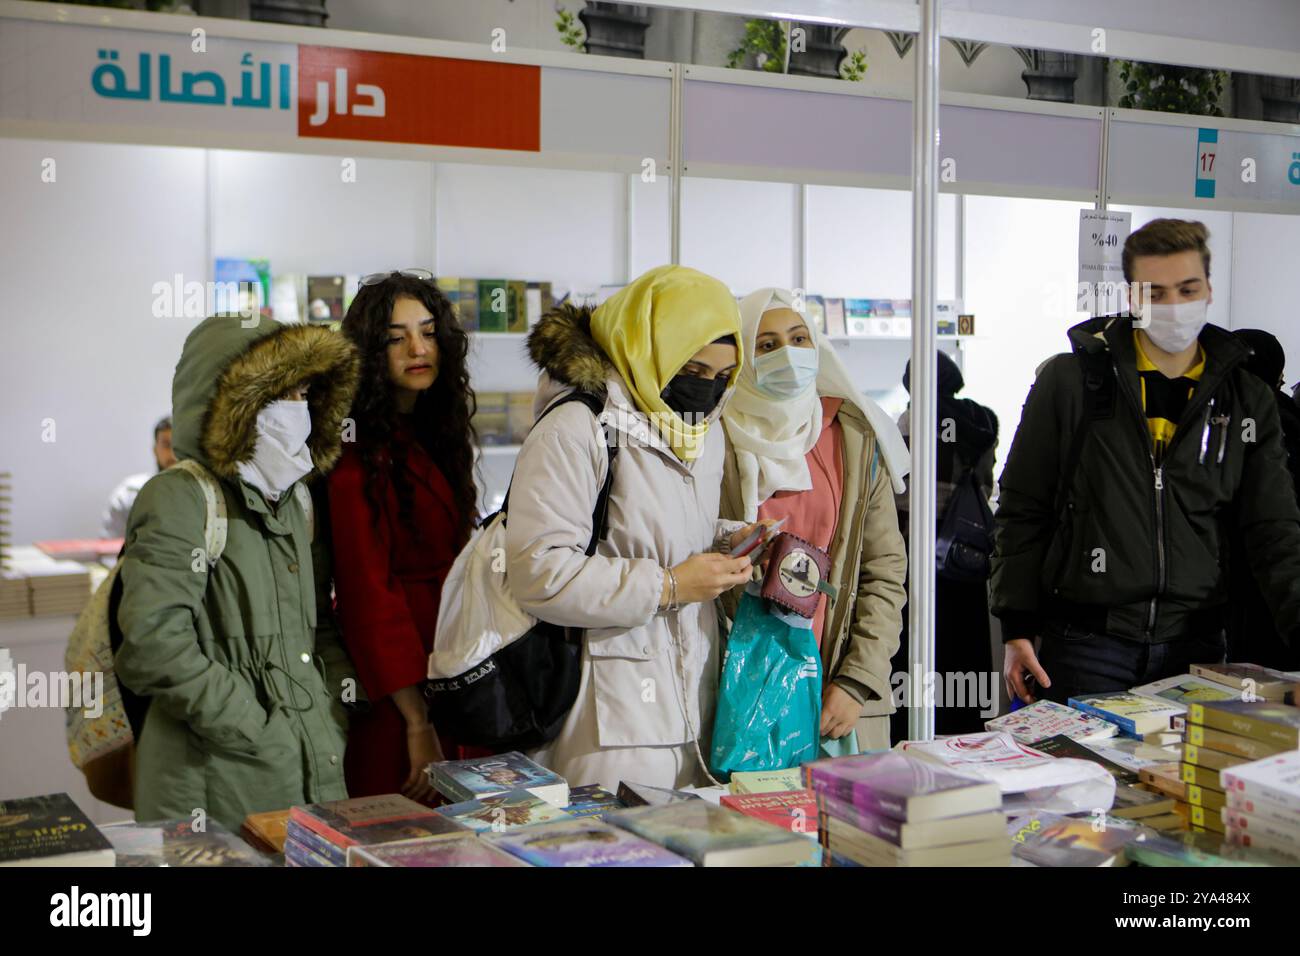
{"left": 171, "top": 314, "right": 359, "bottom": 480}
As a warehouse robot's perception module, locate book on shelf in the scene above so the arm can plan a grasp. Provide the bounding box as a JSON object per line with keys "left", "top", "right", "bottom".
{"left": 457, "top": 278, "right": 479, "bottom": 330}
{"left": 306, "top": 275, "right": 346, "bottom": 324}
{"left": 507, "top": 392, "right": 535, "bottom": 445}
{"left": 1190, "top": 662, "right": 1300, "bottom": 702}
{"left": 434, "top": 788, "right": 571, "bottom": 833}
{"left": 350, "top": 834, "right": 528, "bottom": 867}
{"left": 0, "top": 793, "right": 114, "bottom": 867}
{"left": 102, "top": 818, "right": 272, "bottom": 867}
{"left": 428, "top": 752, "right": 568, "bottom": 807}
{"left": 288, "top": 793, "right": 469, "bottom": 866}
{"left": 608, "top": 801, "right": 816, "bottom": 867}
{"left": 1186, "top": 700, "right": 1300, "bottom": 749}
{"left": 803, "top": 295, "right": 826, "bottom": 334}
{"left": 1186, "top": 722, "right": 1292, "bottom": 761}
{"left": 1131, "top": 672, "right": 1245, "bottom": 705}
{"left": 485, "top": 818, "right": 693, "bottom": 868}
{"left": 615, "top": 781, "right": 703, "bottom": 808}
{"left": 214, "top": 257, "right": 270, "bottom": 316}
{"left": 728, "top": 768, "right": 806, "bottom": 795}
{"left": 984, "top": 699, "right": 1119, "bottom": 745}
{"left": 1008, "top": 811, "right": 1144, "bottom": 867}
{"left": 506, "top": 279, "right": 528, "bottom": 333}
{"left": 802, "top": 751, "right": 1001, "bottom": 823}
{"left": 472, "top": 392, "right": 512, "bottom": 446}
{"left": 823, "top": 298, "right": 846, "bottom": 337}
{"left": 1067, "top": 692, "right": 1186, "bottom": 737}
{"left": 477, "top": 279, "right": 510, "bottom": 332}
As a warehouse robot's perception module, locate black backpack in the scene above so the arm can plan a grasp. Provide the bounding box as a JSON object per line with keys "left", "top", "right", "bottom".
{"left": 935, "top": 438, "right": 996, "bottom": 583}
{"left": 425, "top": 391, "right": 618, "bottom": 752}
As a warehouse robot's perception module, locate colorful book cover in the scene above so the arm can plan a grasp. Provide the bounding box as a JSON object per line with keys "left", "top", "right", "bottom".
{"left": 803, "top": 295, "right": 826, "bottom": 334}
{"left": 719, "top": 790, "right": 818, "bottom": 838}
{"left": 458, "top": 278, "right": 479, "bottom": 330}
{"left": 435, "top": 788, "right": 571, "bottom": 833}
{"left": 984, "top": 699, "right": 1119, "bottom": 745}
{"left": 486, "top": 819, "right": 693, "bottom": 867}
{"left": 728, "top": 768, "right": 805, "bottom": 795}
{"left": 306, "top": 275, "right": 346, "bottom": 323}
{"left": 1131, "top": 673, "right": 1243, "bottom": 705}
{"left": 284, "top": 836, "right": 335, "bottom": 868}
{"left": 286, "top": 818, "right": 346, "bottom": 865}
{"left": 429, "top": 752, "right": 568, "bottom": 805}
{"left": 1190, "top": 663, "right": 1300, "bottom": 701}
{"left": 0, "top": 793, "right": 114, "bottom": 866}
{"left": 823, "top": 298, "right": 846, "bottom": 337}
{"left": 506, "top": 279, "right": 528, "bottom": 333}
{"left": 213, "top": 257, "right": 270, "bottom": 316}
{"left": 477, "top": 279, "right": 509, "bottom": 332}
{"left": 1008, "top": 811, "right": 1142, "bottom": 867}
{"left": 803, "top": 751, "right": 1000, "bottom": 823}
{"left": 564, "top": 784, "right": 625, "bottom": 819}
{"left": 609, "top": 802, "right": 814, "bottom": 866}
{"left": 241, "top": 809, "right": 289, "bottom": 854}
{"left": 436, "top": 276, "right": 461, "bottom": 321}
{"left": 472, "top": 392, "right": 511, "bottom": 445}
{"left": 350, "top": 835, "right": 529, "bottom": 867}
{"left": 812, "top": 790, "right": 1005, "bottom": 848}
{"left": 288, "top": 793, "right": 467, "bottom": 853}
{"left": 1068, "top": 693, "right": 1185, "bottom": 737}
{"left": 1187, "top": 700, "right": 1300, "bottom": 749}
{"left": 103, "top": 819, "right": 271, "bottom": 867}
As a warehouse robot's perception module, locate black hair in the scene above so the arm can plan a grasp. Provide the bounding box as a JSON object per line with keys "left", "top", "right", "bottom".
{"left": 154, "top": 417, "right": 172, "bottom": 440}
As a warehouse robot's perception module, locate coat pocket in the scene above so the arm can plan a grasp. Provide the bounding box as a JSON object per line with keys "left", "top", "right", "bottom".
{"left": 584, "top": 622, "right": 658, "bottom": 661}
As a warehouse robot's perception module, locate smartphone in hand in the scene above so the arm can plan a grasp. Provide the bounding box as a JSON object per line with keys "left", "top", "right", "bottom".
{"left": 728, "top": 517, "right": 786, "bottom": 562}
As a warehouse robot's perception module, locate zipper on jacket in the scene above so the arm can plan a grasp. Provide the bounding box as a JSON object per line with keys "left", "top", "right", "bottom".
{"left": 1149, "top": 461, "right": 1166, "bottom": 638}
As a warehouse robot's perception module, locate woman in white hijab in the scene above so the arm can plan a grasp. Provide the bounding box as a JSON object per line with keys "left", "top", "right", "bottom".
{"left": 719, "top": 288, "right": 909, "bottom": 751}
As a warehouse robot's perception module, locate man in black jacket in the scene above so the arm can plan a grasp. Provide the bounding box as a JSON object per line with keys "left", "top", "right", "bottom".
{"left": 992, "top": 218, "right": 1300, "bottom": 705}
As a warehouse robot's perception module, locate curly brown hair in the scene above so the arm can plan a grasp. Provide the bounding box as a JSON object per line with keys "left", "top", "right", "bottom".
{"left": 340, "top": 274, "right": 478, "bottom": 544}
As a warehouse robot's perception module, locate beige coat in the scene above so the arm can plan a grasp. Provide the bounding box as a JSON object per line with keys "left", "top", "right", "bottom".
{"left": 721, "top": 401, "right": 907, "bottom": 747}
{"left": 506, "top": 306, "right": 742, "bottom": 792}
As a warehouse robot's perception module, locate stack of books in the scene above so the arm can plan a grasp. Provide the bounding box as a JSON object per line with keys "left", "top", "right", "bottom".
{"left": 608, "top": 801, "right": 818, "bottom": 867}
{"left": 803, "top": 752, "right": 1008, "bottom": 866}
{"left": 561, "top": 784, "right": 625, "bottom": 820}
{"left": 485, "top": 818, "right": 693, "bottom": 867}
{"left": 1190, "top": 663, "right": 1300, "bottom": 703}
{"left": 102, "top": 819, "right": 271, "bottom": 867}
{"left": 727, "top": 768, "right": 805, "bottom": 795}
{"left": 1031, "top": 734, "right": 1180, "bottom": 829}
{"left": 1220, "top": 752, "right": 1300, "bottom": 861}
{"left": 0, "top": 546, "right": 92, "bottom": 617}
{"left": 286, "top": 794, "right": 469, "bottom": 866}
{"left": 350, "top": 835, "right": 527, "bottom": 867}
{"left": 1067, "top": 691, "right": 1186, "bottom": 739}
{"left": 472, "top": 392, "right": 535, "bottom": 446}
{"left": 0, "top": 793, "right": 115, "bottom": 867}
{"left": 435, "top": 788, "right": 571, "bottom": 833}
{"left": 1177, "top": 699, "right": 1300, "bottom": 836}
{"left": 720, "top": 789, "right": 822, "bottom": 865}
{"left": 427, "top": 752, "right": 569, "bottom": 808}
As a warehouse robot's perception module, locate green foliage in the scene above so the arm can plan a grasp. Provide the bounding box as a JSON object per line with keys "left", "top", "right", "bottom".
{"left": 727, "top": 18, "right": 786, "bottom": 73}
{"left": 1116, "top": 60, "right": 1227, "bottom": 117}
{"left": 841, "top": 49, "right": 868, "bottom": 82}
{"left": 554, "top": 5, "right": 585, "bottom": 51}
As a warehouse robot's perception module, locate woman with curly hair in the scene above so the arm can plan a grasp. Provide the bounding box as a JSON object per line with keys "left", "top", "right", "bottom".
{"left": 328, "top": 270, "right": 479, "bottom": 803}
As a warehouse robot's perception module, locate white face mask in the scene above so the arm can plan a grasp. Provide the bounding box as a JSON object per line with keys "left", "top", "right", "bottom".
{"left": 236, "top": 399, "right": 314, "bottom": 501}
{"left": 754, "top": 345, "right": 819, "bottom": 400}
{"left": 1138, "top": 298, "right": 1208, "bottom": 354}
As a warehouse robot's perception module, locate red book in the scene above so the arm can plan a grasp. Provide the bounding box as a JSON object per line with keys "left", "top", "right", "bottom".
{"left": 720, "top": 789, "right": 819, "bottom": 839}
{"left": 288, "top": 794, "right": 467, "bottom": 853}
{"left": 34, "top": 539, "right": 123, "bottom": 562}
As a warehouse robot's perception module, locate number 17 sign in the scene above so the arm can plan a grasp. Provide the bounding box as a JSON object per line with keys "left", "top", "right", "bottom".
{"left": 1196, "top": 127, "right": 1218, "bottom": 199}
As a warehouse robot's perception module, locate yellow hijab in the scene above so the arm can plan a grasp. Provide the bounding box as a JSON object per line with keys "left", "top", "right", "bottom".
{"left": 590, "top": 265, "right": 742, "bottom": 461}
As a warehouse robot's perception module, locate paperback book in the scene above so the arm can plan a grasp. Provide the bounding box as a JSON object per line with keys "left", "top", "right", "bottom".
{"left": 428, "top": 752, "right": 569, "bottom": 806}
{"left": 486, "top": 819, "right": 693, "bottom": 867}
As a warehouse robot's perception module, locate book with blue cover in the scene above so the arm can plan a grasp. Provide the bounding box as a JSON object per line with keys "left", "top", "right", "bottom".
{"left": 435, "top": 789, "right": 571, "bottom": 833}
{"left": 428, "top": 752, "right": 569, "bottom": 806}
{"left": 486, "top": 819, "right": 692, "bottom": 867}
{"left": 563, "top": 784, "right": 624, "bottom": 819}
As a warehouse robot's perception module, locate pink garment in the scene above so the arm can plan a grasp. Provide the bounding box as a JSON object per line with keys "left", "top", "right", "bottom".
{"left": 757, "top": 397, "right": 845, "bottom": 644}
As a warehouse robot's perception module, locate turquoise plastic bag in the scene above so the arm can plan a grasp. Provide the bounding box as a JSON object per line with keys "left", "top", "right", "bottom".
{"left": 711, "top": 587, "right": 822, "bottom": 777}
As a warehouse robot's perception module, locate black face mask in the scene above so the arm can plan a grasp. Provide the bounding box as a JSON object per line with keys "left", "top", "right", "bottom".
{"left": 660, "top": 373, "right": 728, "bottom": 423}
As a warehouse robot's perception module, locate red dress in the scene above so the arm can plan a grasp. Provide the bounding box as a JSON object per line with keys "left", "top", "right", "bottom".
{"left": 327, "top": 425, "right": 479, "bottom": 799}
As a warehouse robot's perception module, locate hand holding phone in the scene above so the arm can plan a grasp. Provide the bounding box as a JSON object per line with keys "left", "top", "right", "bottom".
{"left": 728, "top": 517, "right": 786, "bottom": 562}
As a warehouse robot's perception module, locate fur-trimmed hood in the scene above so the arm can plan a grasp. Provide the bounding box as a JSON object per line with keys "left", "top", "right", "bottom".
{"left": 171, "top": 314, "right": 360, "bottom": 481}
{"left": 526, "top": 303, "right": 614, "bottom": 393}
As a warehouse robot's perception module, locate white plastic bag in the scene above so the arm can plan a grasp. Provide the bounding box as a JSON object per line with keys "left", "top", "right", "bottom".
{"left": 427, "top": 512, "right": 535, "bottom": 680}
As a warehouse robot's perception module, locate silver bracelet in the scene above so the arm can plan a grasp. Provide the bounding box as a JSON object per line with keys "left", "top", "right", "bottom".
{"left": 666, "top": 566, "right": 679, "bottom": 612}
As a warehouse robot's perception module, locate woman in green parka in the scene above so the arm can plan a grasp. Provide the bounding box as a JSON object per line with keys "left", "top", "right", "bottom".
{"left": 115, "top": 313, "right": 360, "bottom": 830}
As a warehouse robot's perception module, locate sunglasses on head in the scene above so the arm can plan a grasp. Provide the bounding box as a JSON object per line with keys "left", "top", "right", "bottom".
{"left": 358, "top": 268, "right": 434, "bottom": 287}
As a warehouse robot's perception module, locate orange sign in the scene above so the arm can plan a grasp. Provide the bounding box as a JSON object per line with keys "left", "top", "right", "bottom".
{"left": 298, "top": 45, "right": 540, "bottom": 151}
